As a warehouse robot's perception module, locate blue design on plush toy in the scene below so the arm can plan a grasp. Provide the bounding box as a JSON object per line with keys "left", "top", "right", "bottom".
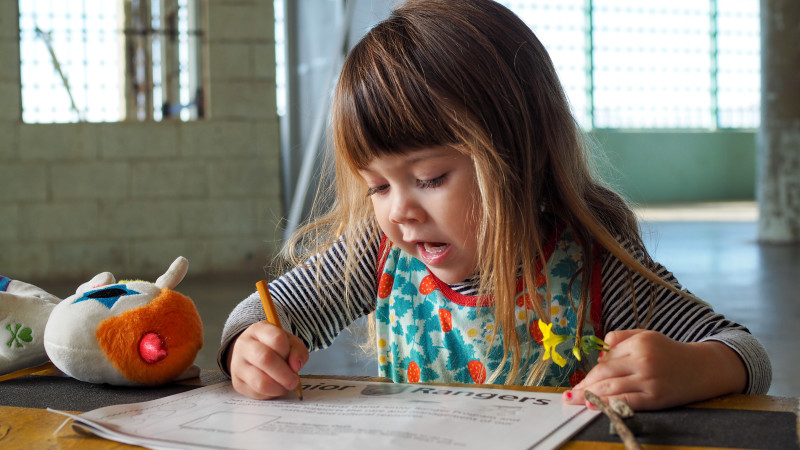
{"left": 73, "top": 285, "right": 141, "bottom": 309}
{"left": 0, "top": 276, "right": 10, "bottom": 292}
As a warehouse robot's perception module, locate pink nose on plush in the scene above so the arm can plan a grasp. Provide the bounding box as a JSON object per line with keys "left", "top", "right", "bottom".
{"left": 139, "top": 332, "right": 168, "bottom": 363}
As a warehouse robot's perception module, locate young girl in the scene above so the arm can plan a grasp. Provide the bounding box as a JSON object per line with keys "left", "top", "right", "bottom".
{"left": 219, "top": 0, "right": 771, "bottom": 410}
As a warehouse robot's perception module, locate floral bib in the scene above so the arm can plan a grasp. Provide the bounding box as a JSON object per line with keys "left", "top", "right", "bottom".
{"left": 374, "top": 227, "right": 603, "bottom": 387}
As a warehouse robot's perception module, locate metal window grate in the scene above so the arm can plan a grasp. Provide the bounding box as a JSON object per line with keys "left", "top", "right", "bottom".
{"left": 274, "top": 0, "right": 287, "bottom": 118}
{"left": 19, "top": 1, "right": 121, "bottom": 122}
{"left": 19, "top": 0, "right": 204, "bottom": 123}
{"left": 271, "top": 1, "right": 759, "bottom": 130}
{"left": 502, "top": 1, "right": 590, "bottom": 128}
{"left": 592, "top": 2, "right": 716, "bottom": 128}
{"left": 715, "top": 1, "right": 760, "bottom": 129}
{"left": 495, "top": 0, "right": 759, "bottom": 130}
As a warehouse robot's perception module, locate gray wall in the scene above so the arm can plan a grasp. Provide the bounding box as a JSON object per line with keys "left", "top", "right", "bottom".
{"left": 0, "top": 1, "right": 282, "bottom": 281}
{"left": 0, "top": 1, "right": 760, "bottom": 282}
{"left": 594, "top": 130, "right": 756, "bottom": 204}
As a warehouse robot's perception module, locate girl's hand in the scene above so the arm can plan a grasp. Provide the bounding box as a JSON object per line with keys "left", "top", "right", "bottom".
{"left": 563, "top": 329, "right": 746, "bottom": 410}
{"left": 228, "top": 321, "right": 310, "bottom": 400}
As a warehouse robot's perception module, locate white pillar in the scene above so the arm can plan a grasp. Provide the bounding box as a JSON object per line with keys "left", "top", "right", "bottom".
{"left": 758, "top": 0, "right": 800, "bottom": 243}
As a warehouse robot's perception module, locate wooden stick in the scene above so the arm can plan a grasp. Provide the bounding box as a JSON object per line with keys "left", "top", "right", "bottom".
{"left": 584, "top": 390, "right": 642, "bottom": 450}
{"left": 256, "top": 280, "right": 304, "bottom": 400}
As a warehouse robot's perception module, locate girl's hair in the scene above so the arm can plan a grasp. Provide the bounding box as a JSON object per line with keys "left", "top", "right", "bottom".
{"left": 287, "top": 0, "right": 682, "bottom": 385}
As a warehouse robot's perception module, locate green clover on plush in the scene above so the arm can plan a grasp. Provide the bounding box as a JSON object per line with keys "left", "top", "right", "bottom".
{"left": 6, "top": 323, "right": 33, "bottom": 348}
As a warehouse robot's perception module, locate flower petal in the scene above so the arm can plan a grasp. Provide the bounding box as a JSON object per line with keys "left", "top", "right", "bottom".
{"left": 572, "top": 345, "right": 582, "bottom": 361}
{"left": 552, "top": 349, "right": 567, "bottom": 367}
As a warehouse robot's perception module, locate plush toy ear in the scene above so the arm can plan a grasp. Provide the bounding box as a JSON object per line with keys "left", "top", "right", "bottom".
{"left": 2, "top": 277, "right": 61, "bottom": 305}
{"left": 74, "top": 272, "right": 116, "bottom": 296}
{"left": 154, "top": 256, "right": 188, "bottom": 290}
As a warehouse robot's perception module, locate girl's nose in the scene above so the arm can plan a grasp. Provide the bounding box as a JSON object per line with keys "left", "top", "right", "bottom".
{"left": 388, "top": 191, "right": 426, "bottom": 224}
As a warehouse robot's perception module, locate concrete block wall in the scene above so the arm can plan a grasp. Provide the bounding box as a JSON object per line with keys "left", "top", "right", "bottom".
{"left": 0, "top": 0, "right": 283, "bottom": 281}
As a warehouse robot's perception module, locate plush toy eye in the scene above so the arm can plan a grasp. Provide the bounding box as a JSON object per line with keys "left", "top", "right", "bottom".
{"left": 73, "top": 285, "right": 141, "bottom": 309}
{"left": 88, "top": 288, "right": 128, "bottom": 299}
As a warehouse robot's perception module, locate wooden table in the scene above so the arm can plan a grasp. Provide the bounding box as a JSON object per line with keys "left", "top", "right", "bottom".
{"left": 1, "top": 370, "right": 797, "bottom": 449}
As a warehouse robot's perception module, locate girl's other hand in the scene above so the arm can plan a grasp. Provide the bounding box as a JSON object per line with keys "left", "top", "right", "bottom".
{"left": 228, "top": 321, "right": 310, "bottom": 400}
{"left": 563, "top": 329, "right": 746, "bottom": 410}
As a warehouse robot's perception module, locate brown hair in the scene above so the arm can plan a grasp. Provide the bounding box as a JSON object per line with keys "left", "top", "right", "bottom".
{"left": 288, "top": 0, "right": 681, "bottom": 385}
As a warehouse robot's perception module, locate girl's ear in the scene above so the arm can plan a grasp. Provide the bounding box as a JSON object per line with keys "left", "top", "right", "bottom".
{"left": 154, "top": 256, "right": 189, "bottom": 290}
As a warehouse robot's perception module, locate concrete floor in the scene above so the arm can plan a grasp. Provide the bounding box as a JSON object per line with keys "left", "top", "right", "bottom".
{"left": 32, "top": 202, "right": 799, "bottom": 397}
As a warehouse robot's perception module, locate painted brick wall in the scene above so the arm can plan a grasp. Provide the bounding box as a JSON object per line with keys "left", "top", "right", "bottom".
{"left": 0, "top": 1, "right": 283, "bottom": 281}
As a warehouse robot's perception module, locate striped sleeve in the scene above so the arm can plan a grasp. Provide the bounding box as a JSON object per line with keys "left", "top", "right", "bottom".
{"left": 217, "top": 230, "right": 381, "bottom": 375}
{"left": 600, "top": 245, "right": 772, "bottom": 395}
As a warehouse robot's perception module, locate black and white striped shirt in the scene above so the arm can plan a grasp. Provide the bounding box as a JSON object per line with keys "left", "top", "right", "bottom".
{"left": 219, "top": 231, "right": 771, "bottom": 394}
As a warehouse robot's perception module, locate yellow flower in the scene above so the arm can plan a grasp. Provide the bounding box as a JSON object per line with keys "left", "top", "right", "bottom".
{"left": 538, "top": 320, "right": 567, "bottom": 367}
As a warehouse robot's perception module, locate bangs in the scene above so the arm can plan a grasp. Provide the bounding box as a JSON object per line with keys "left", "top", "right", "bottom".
{"left": 332, "top": 19, "right": 460, "bottom": 171}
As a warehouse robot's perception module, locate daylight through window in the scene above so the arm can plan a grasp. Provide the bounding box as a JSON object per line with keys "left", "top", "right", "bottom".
{"left": 19, "top": 0, "right": 205, "bottom": 123}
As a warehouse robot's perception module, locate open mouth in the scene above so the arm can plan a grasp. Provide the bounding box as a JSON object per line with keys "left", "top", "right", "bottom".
{"left": 422, "top": 242, "right": 448, "bottom": 253}
{"left": 417, "top": 241, "right": 451, "bottom": 265}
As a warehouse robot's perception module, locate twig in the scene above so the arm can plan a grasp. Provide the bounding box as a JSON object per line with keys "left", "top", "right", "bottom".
{"left": 584, "top": 390, "right": 642, "bottom": 450}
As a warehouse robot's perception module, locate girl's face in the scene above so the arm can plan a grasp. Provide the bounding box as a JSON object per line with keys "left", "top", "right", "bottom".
{"left": 359, "top": 146, "right": 480, "bottom": 284}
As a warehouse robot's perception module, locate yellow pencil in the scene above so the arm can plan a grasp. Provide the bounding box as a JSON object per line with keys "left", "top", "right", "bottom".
{"left": 0, "top": 362, "right": 56, "bottom": 383}
{"left": 255, "top": 280, "right": 304, "bottom": 400}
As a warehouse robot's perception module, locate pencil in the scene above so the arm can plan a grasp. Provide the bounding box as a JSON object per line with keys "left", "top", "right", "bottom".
{"left": 255, "top": 280, "right": 304, "bottom": 400}
{"left": 0, "top": 362, "right": 56, "bottom": 382}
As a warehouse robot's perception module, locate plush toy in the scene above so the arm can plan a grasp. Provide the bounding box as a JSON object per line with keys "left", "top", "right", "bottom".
{"left": 0, "top": 257, "right": 203, "bottom": 386}
{"left": 0, "top": 276, "right": 61, "bottom": 375}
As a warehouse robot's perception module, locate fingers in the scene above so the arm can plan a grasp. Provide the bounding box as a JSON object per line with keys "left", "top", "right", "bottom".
{"left": 563, "top": 330, "right": 696, "bottom": 410}
{"left": 287, "top": 333, "right": 310, "bottom": 373}
{"left": 563, "top": 329, "right": 651, "bottom": 409}
{"left": 565, "top": 378, "right": 650, "bottom": 411}
{"left": 602, "top": 328, "right": 644, "bottom": 347}
{"left": 230, "top": 321, "right": 309, "bottom": 399}
{"left": 564, "top": 356, "right": 639, "bottom": 408}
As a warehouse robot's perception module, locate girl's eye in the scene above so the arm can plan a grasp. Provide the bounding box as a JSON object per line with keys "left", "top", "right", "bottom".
{"left": 366, "top": 184, "right": 389, "bottom": 196}
{"left": 417, "top": 174, "right": 446, "bottom": 189}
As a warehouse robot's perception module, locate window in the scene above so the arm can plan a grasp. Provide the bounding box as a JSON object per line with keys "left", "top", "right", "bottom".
{"left": 497, "top": 0, "right": 760, "bottom": 129}
{"left": 272, "top": 1, "right": 758, "bottom": 131}
{"left": 19, "top": 0, "right": 205, "bottom": 123}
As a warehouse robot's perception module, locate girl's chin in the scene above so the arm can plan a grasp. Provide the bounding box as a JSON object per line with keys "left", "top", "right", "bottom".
{"left": 427, "top": 267, "right": 472, "bottom": 285}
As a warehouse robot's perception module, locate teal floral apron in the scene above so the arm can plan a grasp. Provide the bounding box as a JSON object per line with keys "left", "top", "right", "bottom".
{"left": 374, "top": 227, "right": 603, "bottom": 387}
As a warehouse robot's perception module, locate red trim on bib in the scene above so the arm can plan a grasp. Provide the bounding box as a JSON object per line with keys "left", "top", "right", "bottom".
{"left": 430, "top": 225, "right": 563, "bottom": 307}
{"left": 375, "top": 225, "right": 569, "bottom": 308}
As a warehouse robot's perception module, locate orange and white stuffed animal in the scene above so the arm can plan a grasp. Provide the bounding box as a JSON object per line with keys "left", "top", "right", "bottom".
{"left": 1, "top": 257, "right": 203, "bottom": 386}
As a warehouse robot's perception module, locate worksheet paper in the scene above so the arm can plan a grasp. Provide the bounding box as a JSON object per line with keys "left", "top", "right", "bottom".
{"left": 55, "top": 379, "right": 600, "bottom": 450}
